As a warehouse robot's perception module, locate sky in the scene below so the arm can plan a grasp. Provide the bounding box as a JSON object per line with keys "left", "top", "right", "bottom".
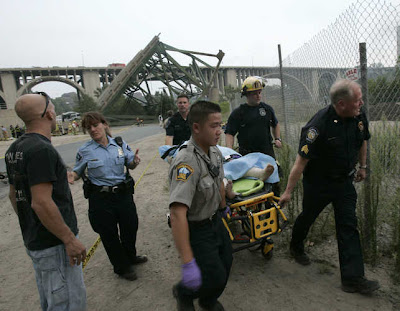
{"left": 1, "top": 0, "right": 397, "bottom": 97}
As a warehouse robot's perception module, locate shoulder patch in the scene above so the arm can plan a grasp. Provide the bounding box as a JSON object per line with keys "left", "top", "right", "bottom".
{"left": 126, "top": 144, "right": 132, "bottom": 151}
{"left": 358, "top": 121, "right": 364, "bottom": 131}
{"left": 306, "top": 127, "right": 319, "bottom": 143}
{"left": 176, "top": 164, "right": 194, "bottom": 182}
{"left": 301, "top": 145, "right": 309, "bottom": 155}
{"left": 76, "top": 152, "right": 83, "bottom": 162}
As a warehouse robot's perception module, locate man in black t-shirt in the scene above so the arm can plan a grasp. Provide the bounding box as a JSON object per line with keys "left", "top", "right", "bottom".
{"left": 5, "top": 93, "right": 86, "bottom": 310}
{"left": 279, "top": 79, "right": 379, "bottom": 295}
{"left": 165, "top": 94, "right": 191, "bottom": 146}
{"left": 225, "top": 76, "right": 282, "bottom": 158}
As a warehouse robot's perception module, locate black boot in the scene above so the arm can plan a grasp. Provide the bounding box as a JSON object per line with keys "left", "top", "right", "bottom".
{"left": 172, "top": 285, "right": 195, "bottom": 311}
{"left": 341, "top": 277, "right": 380, "bottom": 294}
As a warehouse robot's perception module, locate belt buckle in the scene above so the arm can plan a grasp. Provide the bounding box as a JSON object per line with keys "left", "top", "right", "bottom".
{"left": 348, "top": 169, "right": 356, "bottom": 176}
{"left": 209, "top": 212, "right": 216, "bottom": 221}
{"left": 100, "top": 186, "right": 109, "bottom": 193}
{"left": 111, "top": 186, "right": 119, "bottom": 193}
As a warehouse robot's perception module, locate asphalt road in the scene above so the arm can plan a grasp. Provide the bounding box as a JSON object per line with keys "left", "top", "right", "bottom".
{"left": 0, "top": 124, "right": 164, "bottom": 173}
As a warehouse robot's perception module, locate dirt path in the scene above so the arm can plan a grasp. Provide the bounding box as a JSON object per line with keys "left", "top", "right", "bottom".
{"left": 0, "top": 133, "right": 399, "bottom": 310}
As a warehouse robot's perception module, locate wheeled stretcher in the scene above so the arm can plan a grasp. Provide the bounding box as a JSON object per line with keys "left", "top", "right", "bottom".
{"left": 223, "top": 184, "right": 288, "bottom": 259}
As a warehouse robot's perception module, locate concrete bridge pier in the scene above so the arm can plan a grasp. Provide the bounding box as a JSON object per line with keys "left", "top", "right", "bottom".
{"left": 82, "top": 71, "right": 101, "bottom": 98}
{"left": 218, "top": 72, "right": 225, "bottom": 94}
{"left": 0, "top": 73, "right": 18, "bottom": 110}
{"left": 208, "top": 87, "right": 220, "bottom": 102}
{"left": 225, "top": 69, "right": 237, "bottom": 88}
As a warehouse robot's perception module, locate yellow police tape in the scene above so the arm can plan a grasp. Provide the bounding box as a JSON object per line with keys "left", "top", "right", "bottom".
{"left": 82, "top": 151, "right": 159, "bottom": 270}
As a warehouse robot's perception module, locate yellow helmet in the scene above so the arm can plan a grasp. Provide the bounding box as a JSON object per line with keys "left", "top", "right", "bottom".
{"left": 241, "top": 76, "right": 265, "bottom": 96}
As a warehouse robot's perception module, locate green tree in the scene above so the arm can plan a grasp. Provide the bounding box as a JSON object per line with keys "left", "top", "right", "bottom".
{"left": 51, "top": 92, "right": 79, "bottom": 114}
{"left": 75, "top": 94, "right": 98, "bottom": 113}
{"left": 154, "top": 91, "right": 175, "bottom": 116}
{"left": 103, "top": 94, "right": 146, "bottom": 115}
{"left": 368, "top": 76, "right": 400, "bottom": 105}
{"left": 52, "top": 97, "right": 70, "bottom": 114}
{"left": 368, "top": 58, "right": 400, "bottom": 105}
{"left": 143, "top": 91, "right": 175, "bottom": 116}
{"left": 94, "top": 85, "right": 108, "bottom": 98}
{"left": 224, "top": 85, "right": 240, "bottom": 102}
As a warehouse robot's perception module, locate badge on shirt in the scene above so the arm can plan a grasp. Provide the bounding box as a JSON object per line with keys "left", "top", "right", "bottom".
{"left": 301, "top": 145, "right": 309, "bottom": 155}
{"left": 259, "top": 108, "right": 266, "bottom": 116}
{"left": 306, "top": 127, "right": 319, "bottom": 143}
{"left": 358, "top": 121, "right": 364, "bottom": 131}
{"left": 176, "top": 164, "right": 194, "bottom": 182}
{"left": 118, "top": 147, "right": 124, "bottom": 157}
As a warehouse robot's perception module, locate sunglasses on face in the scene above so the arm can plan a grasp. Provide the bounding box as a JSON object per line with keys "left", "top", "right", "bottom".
{"left": 34, "top": 92, "right": 50, "bottom": 117}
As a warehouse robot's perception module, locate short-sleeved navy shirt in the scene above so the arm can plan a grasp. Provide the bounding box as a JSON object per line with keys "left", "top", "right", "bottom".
{"left": 5, "top": 133, "right": 78, "bottom": 250}
{"left": 224, "top": 102, "right": 278, "bottom": 156}
{"left": 165, "top": 112, "right": 191, "bottom": 145}
{"left": 298, "top": 105, "right": 370, "bottom": 182}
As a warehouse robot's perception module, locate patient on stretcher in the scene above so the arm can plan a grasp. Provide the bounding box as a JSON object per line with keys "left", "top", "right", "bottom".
{"left": 159, "top": 144, "right": 279, "bottom": 199}
{"left": 224, "top": 164, "right": 274, "bottom": 199}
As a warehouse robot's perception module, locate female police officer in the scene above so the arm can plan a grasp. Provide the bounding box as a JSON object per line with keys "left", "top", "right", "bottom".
{"left": 68, "top": 111, "right": 147, "bottom": 281}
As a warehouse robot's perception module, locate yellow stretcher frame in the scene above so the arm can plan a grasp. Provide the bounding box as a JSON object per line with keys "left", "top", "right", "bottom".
{"left": 222, "top": 192, "right": 288, "bottom": 258}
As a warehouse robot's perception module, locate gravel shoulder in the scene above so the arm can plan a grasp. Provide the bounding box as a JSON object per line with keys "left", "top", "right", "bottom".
{"left": 0, "top": 133, "right": 398, "bottom": 310}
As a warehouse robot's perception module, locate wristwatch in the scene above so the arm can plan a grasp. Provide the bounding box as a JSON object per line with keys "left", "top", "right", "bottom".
{"left": 275, "top": 138, "right": 282, "bottom": 142}
{"left": 359, "top": 165, "right": 367, "bottom": 169}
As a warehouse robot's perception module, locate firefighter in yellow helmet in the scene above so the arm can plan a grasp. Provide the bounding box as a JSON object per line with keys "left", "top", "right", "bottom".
{"left": 225, "top": 76, "right": 282, "bottom": 158}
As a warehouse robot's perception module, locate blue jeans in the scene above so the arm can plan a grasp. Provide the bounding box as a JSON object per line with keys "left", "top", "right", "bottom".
{"left": 27, "top": 243, "right": 86, "bottom": 311}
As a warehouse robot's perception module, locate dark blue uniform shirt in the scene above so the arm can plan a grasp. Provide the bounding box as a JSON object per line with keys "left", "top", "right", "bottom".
{"left": 225, "top": 102, "right": 278, "bottom": 156}
{"left": 165, "top": 112, "right": 191, "bottom": 146}
{"left": 298, "top": 105, "right": 370, "bottom": 182}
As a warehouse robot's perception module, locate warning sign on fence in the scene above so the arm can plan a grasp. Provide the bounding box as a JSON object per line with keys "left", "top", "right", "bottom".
{"left": 345, "top": 68, "right": 359, "bottom": 81}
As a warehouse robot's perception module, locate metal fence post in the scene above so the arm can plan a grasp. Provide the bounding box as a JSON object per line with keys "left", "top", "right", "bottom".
{"left": 278, "top": 44, "right": 289, "bottom": 143}
{"left": 359, "top": 42, "right": 375, "bottom": 263}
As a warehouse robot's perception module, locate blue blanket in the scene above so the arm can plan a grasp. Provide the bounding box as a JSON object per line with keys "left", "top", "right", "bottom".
{"left": 159, "top": 144, "right": 279, "bottom": 183}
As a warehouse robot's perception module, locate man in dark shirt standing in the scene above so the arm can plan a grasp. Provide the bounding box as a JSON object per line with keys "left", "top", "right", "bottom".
{"left": 6, "top": 93, "right": 87, "bottom": 310}
{"left": 165, "top": 94, "right": 191, "bottom": 146}
{"left": 224, "top": 76, "right": 282, "bottom": 158}
{"left": 279, "top": 79, "right": 379, "bottom": 294}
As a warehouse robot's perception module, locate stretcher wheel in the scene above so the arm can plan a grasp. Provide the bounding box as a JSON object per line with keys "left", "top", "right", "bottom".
{"left": 261, "top": 240, "right": 274, "bottom": 260}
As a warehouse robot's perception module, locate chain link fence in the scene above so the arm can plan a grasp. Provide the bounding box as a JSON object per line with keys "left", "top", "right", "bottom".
{"left": 228, "top": 0, "right": 400, "bottom": 280}
{"left": 276, "top": 0, "right": 400, "bottom": 279}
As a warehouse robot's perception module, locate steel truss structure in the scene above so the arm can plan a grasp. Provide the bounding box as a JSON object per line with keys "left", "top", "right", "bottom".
{"left": 98, "top": 35, "right": 224, "bottom": 110}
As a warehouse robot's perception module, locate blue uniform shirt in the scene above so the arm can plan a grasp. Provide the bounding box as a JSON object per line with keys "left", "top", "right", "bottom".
{"left": 73, "top": 136, "right": 135, "bottom": 186}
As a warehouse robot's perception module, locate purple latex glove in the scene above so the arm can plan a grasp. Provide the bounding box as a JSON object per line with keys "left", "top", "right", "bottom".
{"left": 181, "top": 258, "right": 202, "bottom": 290}
{"left": 220, "top": 206, "right": 232, "bottom": 219}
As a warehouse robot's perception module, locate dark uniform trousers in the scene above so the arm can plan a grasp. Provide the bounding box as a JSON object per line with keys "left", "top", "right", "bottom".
{"left": 88, "top": 192, "right": 139, "bottom": 273}
{"left": 177, "top": 213, "right": 233, "bottom": 307}
{"left": 291, "top": 176, "right": 365, "bottom": 281}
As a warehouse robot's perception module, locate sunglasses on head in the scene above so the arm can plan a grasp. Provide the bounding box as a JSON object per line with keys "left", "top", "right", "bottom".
{"left": 34, "top": 92, "right": 49, "bottom": 118}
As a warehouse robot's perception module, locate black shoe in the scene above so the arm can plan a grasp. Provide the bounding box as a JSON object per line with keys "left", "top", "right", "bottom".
{"left": 341, "top": 277, "right": 380, "bottom": 294}
{"left": 199, "top": 300, "right": 225, "bottom": 311}
{"left": 114, "top": 265, "right": 137, "bottom": 281}
{"left": 290, "top": 246, "right": 311, "bottom": 266}
{"left": 132, "top": 255, "right": 148, "bottom": 265}
{"left": 116, "top": 270, "right": 137, "bottom": 281}
{"left": 172, "top": 285, "right": 195, "bottom": 311}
